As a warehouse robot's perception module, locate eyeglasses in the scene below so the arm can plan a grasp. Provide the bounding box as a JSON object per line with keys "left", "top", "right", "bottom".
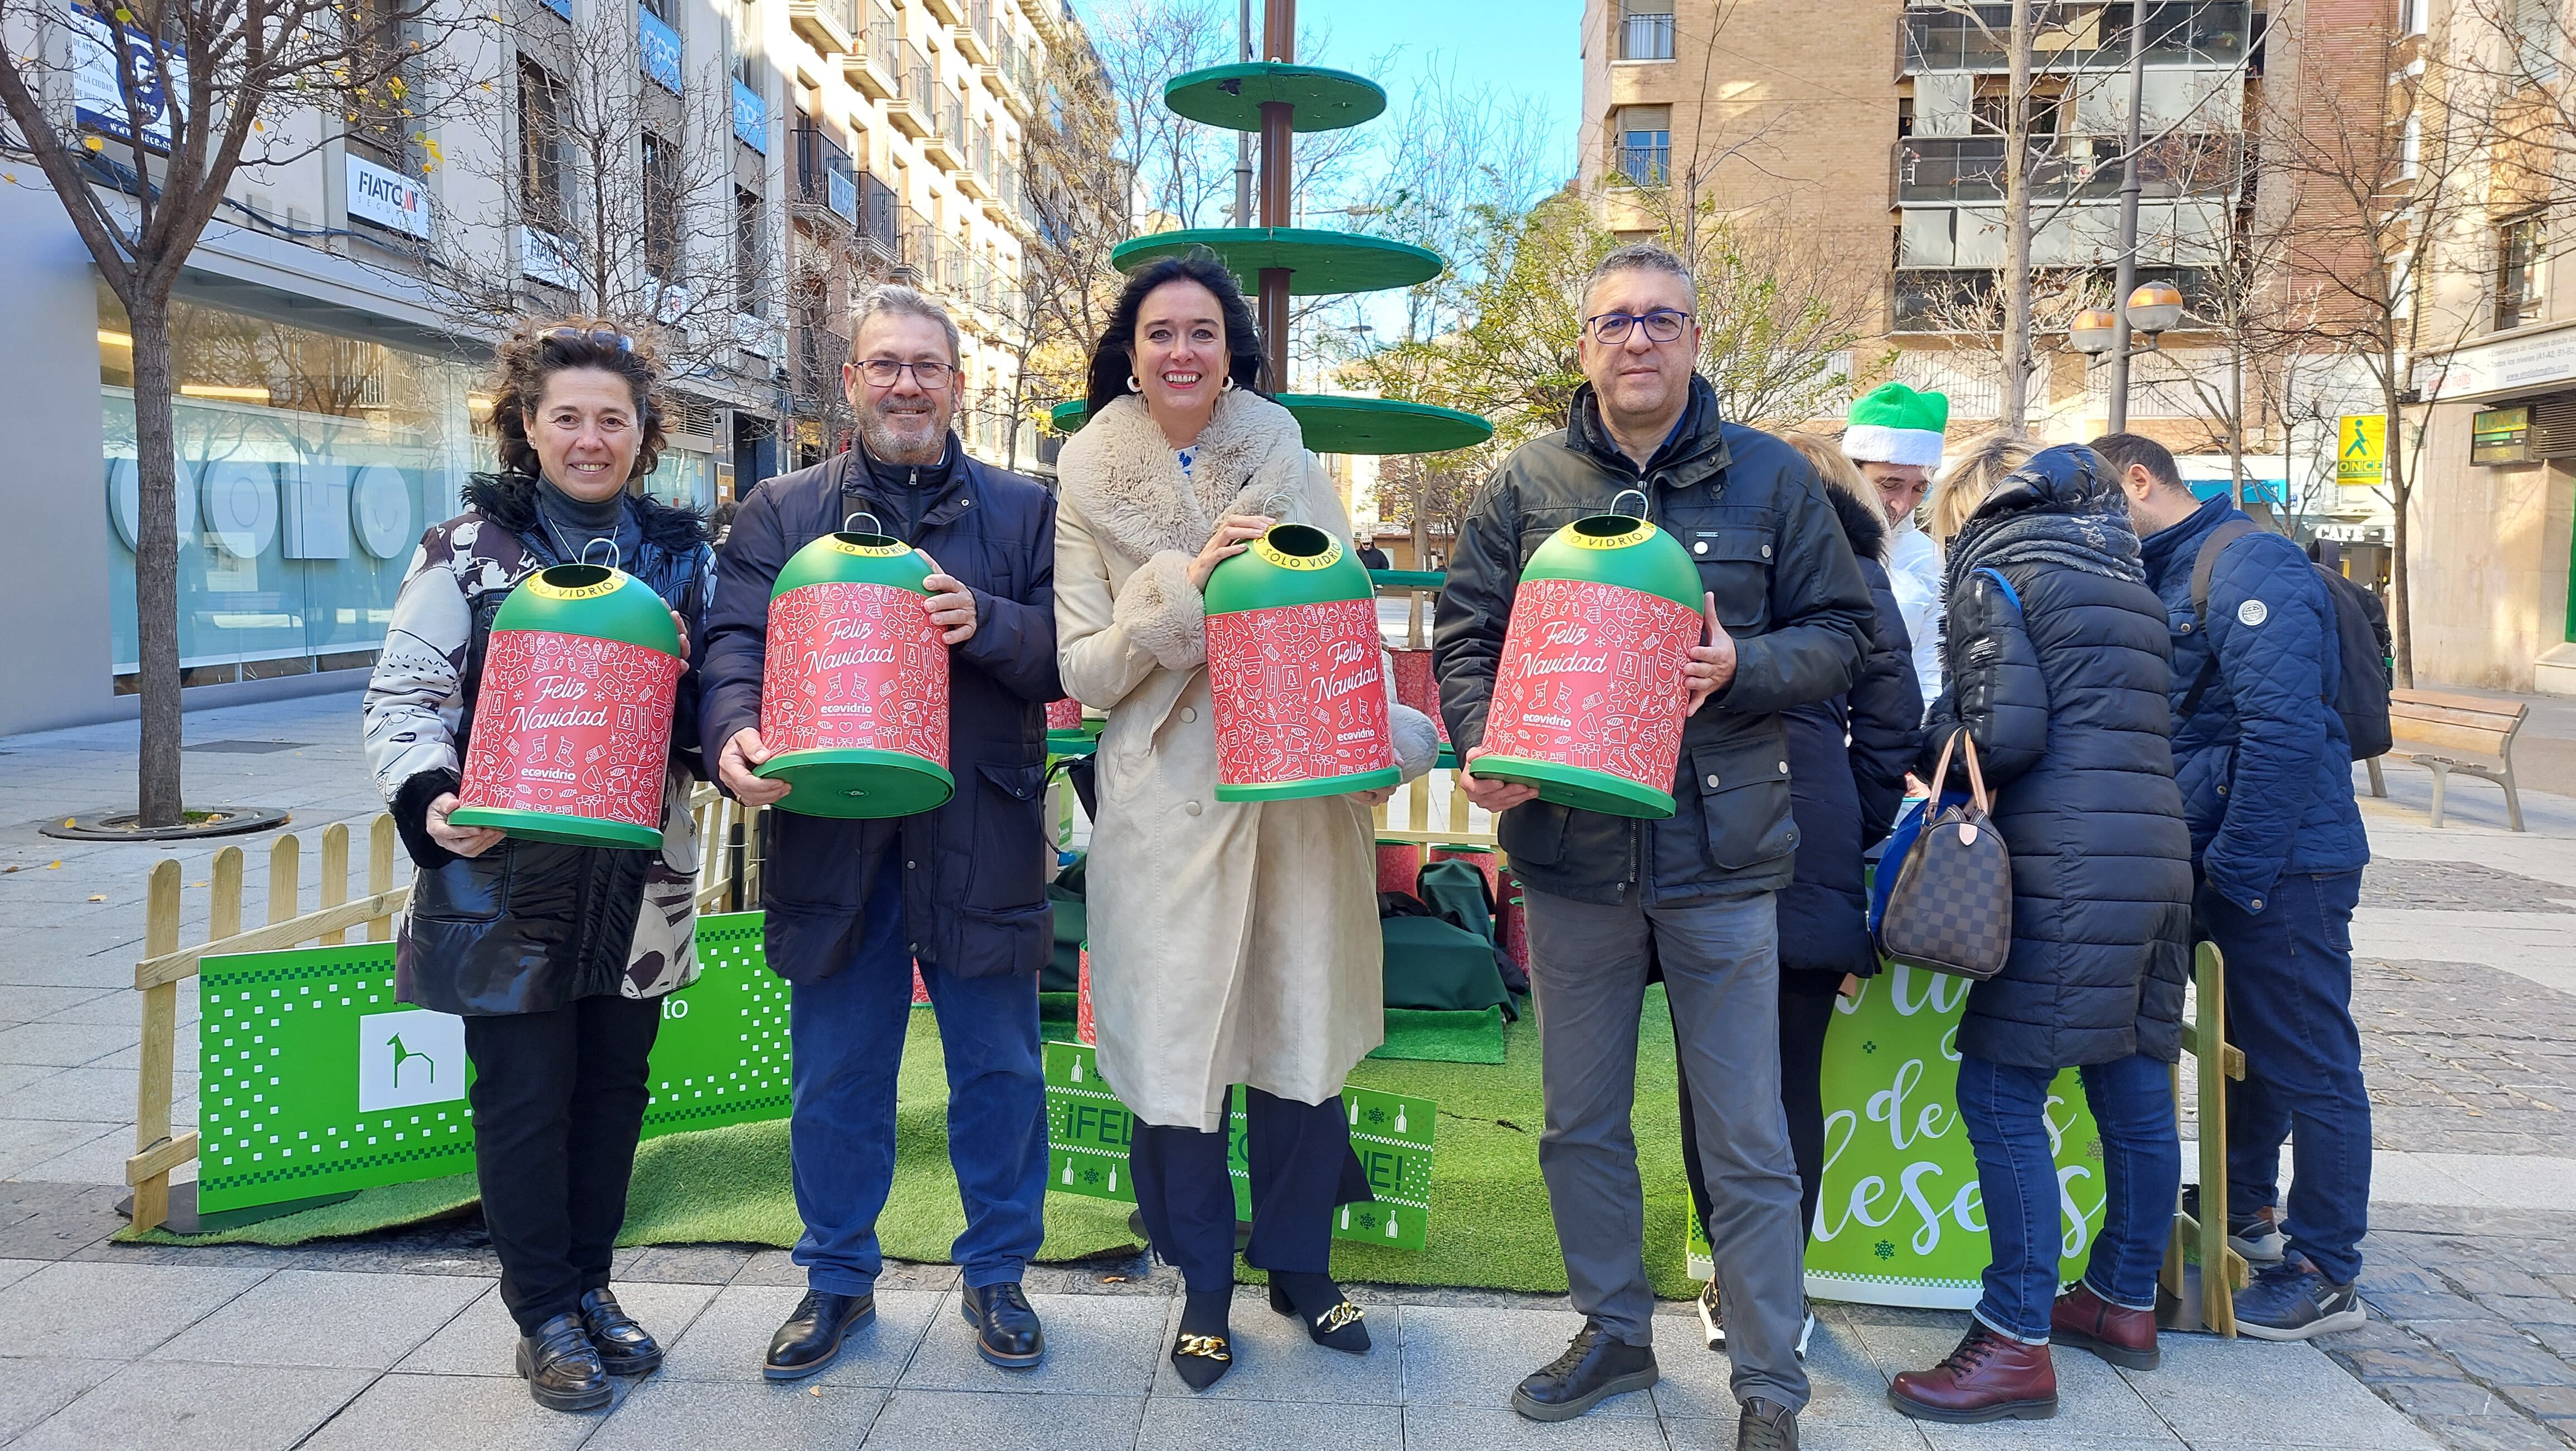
{"left": 854, "top": 358, "right": 956, "bottom": 388}
{"left": 542, "top": 326, "right": 635, "bottom": 352}
{"left": 1584, "top": 309, "right": 1692, "bottom": 344}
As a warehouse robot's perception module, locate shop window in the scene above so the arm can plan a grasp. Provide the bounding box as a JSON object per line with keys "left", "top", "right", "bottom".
{"left": 2496, "top": 211, "right": 2547, "bottom": 332}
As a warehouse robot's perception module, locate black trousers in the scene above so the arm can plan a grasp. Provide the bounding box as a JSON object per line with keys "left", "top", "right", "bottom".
{"left": 1679, "top": 980, "right": 1838, "bottom": 1242}
{"left": 1128, "top": 1087, "right": 1368, "bottom": 1294}
{"left": 465, "top": 992, "right": 663, "bottom": 1335}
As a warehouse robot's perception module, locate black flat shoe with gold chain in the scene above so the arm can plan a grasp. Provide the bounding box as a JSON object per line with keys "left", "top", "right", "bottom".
{"left": 1169, "top": 1328, "right": 1233, "bottom": 1390}
{"left": 1269, "top": 1275, "right": 1370, "bottom": 1353}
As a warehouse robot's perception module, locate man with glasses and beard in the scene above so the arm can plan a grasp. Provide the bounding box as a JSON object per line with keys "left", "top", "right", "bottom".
{"left": 1434, "top": 244, "right": 1872, "bottom": 1451}
{"left": 699, "top": 285, "right": 1062, "bottom": 1379}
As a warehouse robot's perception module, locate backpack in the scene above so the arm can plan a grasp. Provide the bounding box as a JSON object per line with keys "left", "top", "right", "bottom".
{"left": 2184, "top": 519, "right": 2394, "bottom": 761}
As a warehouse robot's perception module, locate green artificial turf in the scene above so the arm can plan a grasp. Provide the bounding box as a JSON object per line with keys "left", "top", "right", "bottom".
{"left": 1368, "top": 1006, "right": 1507, "bottom": 1065}
{"left": 123, "top": 990, "right": 1701, "bottom": 1300}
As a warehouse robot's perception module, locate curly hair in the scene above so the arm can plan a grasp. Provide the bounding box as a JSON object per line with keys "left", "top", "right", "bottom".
{"left": 1083, "top": 250, "right": 1268, "bottom": 419}
{"left": 486, "top": 316, "right": 669, "bottom": 481}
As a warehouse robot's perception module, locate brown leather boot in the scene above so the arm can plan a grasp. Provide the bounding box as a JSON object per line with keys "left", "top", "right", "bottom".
{"left": 1888, "top": 1321, "right": 2058, "bottom": 1423}
{"left": 2053, "top": 1282, "right": 2160, "bottom": 1370}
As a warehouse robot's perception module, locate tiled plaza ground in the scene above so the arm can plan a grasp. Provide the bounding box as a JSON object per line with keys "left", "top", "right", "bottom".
{"left": 0, "top": 690, "right": 2569, "bottom": 1448}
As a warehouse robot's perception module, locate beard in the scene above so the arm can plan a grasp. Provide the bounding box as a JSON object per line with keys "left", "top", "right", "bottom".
{"left": 856, "top": 402, "right": 947, "bottom": 465}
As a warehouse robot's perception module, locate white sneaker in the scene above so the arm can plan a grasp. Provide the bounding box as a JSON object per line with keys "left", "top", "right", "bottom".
{"left": 1697, "top": 1278, "right": 1725, "bottom": 1350}
{"left": 1796, "top": 1303, "right": 1815, "bottom": 1361}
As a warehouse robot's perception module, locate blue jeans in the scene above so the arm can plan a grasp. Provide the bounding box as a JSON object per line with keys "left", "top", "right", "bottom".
{"left": 1955, "top": 1051, "right": 2181, "bottom": 1342}
{"left": 787, "top": 853, "right": 1048, "bottom": 1296}
{"left": 2204, "top": 869, "right": 2369, "bottom": 1286}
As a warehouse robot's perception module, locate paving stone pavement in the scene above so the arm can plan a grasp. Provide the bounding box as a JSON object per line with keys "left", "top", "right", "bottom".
{"left": 0, "top": 692, "right": 2566, "bottom": 1448}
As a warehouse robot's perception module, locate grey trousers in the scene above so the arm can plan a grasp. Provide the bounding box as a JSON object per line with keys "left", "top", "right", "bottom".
{"left": 1525, "top": 886, "right": 1812, "bottom": 1413}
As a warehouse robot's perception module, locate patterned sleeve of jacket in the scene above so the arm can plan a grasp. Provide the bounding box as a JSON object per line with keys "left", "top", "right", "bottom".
{"left": 360, "top": 518, "right": 488, "bottom": 868}
{"left": 1922, "top": 566, "right": 2048, "bottom": 788}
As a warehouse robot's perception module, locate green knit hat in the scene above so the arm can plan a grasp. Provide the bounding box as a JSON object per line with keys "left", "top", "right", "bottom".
{"left": 1842, "top": 382, "right": 1949, "bottom": 469}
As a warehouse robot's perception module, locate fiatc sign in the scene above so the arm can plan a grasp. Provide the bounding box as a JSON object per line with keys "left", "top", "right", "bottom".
{"left": 346, "top": 154, "right": 431, "bottom": 240}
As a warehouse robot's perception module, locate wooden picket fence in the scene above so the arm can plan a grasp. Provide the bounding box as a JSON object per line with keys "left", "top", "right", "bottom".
{"left": 123, "top": 783, "right": 758, "bottom": 1232}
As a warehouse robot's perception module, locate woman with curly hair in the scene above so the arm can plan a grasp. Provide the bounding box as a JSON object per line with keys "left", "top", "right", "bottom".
{"left": 360, "top": 319, "right": 714, "bottom": 1414}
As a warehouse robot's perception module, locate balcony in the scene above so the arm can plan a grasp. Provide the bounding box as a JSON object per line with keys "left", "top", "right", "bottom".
{"left": 842, "top": 8, "right": 899, "bottom": 98}
{"left": 982, "top": 158, "right": 1020, "bottom": 227}
{"left": 1890, "top": 134, "right": 2242, "bottom": 206}
{"left": 953, "top": 0, "right": 994, "bottom": 66}
{"left": 957, "top": 122, "right": 995, "bottom": 200}
{"left": 919, "top": 0, "right": 962, "bottom": 25}
{"left": 1611, "top": 144, "right": 1668, "bottom": 188}
{"left": 923, "top": 94, "right": 967, "bottom": 171}
{"left": 890, "top": 46, "right": 934, "bottom": 137}
{"left": 1902, "top": 2, "right": 2250, "bottom": 72}
{"left": 791, "top": 0, "right": 857, "bottom": 56}
{"left": 853, "top": 171, "right": 903, "bottom": 264}
{"left": 794, "top": 125, "right": 858, "bottom": 227}
{"left": 1619, "top": 11, "right": 1674, "bottom": 61}
{"left": 987, "top": 32, "right": 1032, "bottom": 118}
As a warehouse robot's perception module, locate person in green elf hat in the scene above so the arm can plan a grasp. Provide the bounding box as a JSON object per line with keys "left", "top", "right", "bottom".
{"left": 1841, "top": 382, "right": 1949, "bottom": 709}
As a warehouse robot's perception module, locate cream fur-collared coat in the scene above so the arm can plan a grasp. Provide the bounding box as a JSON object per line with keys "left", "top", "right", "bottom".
{"left": 1057, "top": 390, "right": 1437, "bottom": 1131}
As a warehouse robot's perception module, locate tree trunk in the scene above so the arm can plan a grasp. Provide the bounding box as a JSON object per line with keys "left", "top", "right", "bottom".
{"left": 2001, "top": 0, "right": 2033, "bottom": 432}
{"left": 2385, "top": 395, "right": 2413, "bottom": 688}
{"left": 128, "top": 298, "right": 187, "bottom": 826}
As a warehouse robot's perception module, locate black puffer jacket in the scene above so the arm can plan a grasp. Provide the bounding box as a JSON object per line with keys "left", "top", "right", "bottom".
{"left": 1777, "top": 490, "right": 1923, "bottom": 983}
{"left": 1924, "top": 447, "right": 2194, "bottom": 1069}
{"left": 1433, "top": 377, "right": 1875, "bottom": 907}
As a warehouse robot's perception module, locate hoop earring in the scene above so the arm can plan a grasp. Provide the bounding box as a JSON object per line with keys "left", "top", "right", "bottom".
{"left": 1221, "top": 376, "right": 1237, "bottom": 393}
{"left": 1126, "top": 374, "right": 1142, "bottom": 393}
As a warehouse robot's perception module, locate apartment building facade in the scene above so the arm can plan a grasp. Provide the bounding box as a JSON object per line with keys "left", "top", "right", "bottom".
{"left": 1577, "top": 1, "right": 2393, "bottom": 534}
{"left": 0, "top": 0, "right": 1089, "bottom": 735}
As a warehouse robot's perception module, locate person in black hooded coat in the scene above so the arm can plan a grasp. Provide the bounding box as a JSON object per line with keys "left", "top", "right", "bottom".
{"left": 1886, "top": 439, "right": 2193, "bottom": 1425}
{"left": 1670, "top": 438, "right": 1923, "bottom": 1353}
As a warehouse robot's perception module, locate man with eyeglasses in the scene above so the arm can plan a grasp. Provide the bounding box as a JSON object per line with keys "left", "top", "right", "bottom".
{"left": 698, "top": 284, "right": 1062, "bottom": 1380}
{"left": 1433, "top": 243, "right": 1873, "bottom": 1451}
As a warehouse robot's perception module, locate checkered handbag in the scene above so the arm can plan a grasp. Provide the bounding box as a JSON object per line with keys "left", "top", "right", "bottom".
{"left": 1876, "top": 729, "right": 2013, "bottom": 981}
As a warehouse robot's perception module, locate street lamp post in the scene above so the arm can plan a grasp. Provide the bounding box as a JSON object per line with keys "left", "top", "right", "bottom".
{"left": 2073, "top": 282, "right": 2185, "bottom": 423}
{"left": 2106, "top": 0, "right": 2149, "bottom": 431}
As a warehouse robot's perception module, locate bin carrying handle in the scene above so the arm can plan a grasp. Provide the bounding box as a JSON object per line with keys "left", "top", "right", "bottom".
{"left": 843, "top": 510, "right": 886, "bottom": 539}
{"left": 1608, "top": 487, "right": 1650, "bottom": 522}
{"left": 578, "top": 537, "right": 622, "bottom": 572}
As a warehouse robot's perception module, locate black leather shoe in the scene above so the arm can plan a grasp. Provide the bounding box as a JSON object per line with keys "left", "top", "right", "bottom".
{"left": 1268, "top": 1277, "right": 1369, "bottom": 1353}
{"left": 960, "top": 1282, "right": 1045, "bottom": 1369}
{"left": 763, "top": 1289, "right": 875, "bottom": 1381}
{"left": 1511, "top": 1322, "right": 1659, "bottom": 1423}
{"left": 516, "top": 1311, "right": 613, "bottom": 1413}
{"left": 578, "top": 1287, "right": 661, "bottom": 1376}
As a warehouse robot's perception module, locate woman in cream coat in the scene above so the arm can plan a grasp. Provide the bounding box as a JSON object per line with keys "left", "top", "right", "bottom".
{"left": 1055, "top": 253, "right": 1437, "bottom": 1389}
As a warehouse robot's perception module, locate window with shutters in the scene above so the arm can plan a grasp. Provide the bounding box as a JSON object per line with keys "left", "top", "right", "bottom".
{"left": 2497, "top": 212, "right": 2548, "bottom": 332}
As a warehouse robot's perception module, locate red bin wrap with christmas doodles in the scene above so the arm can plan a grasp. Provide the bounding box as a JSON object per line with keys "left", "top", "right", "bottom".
{"left": 1204, "top": 598, "right": 1396, "bottom": 790}
{"left": 459, "top": 630, "right": 685, "bottom": 831}
{"left": 760, "top": 581, "right": 951, "bottom": 770}
{"left": 1481, "top": 577, "right": 1698, "bottom": 795}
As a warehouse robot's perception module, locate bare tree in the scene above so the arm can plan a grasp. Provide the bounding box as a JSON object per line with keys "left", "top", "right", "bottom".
{"left": 411, "top": 4, "right": 762, "bottom": 384}
{"left": 997, "top": 34, "right": 1129, "bottom": 470}
{"left": 0, "top": 0, "right": 460, "bottom": 824}
{"left": 2267, "top": 5, "right": 2489, "bottom": 686}
{"left": 1091, "top": 0, "right": 1231, "bottom": 227}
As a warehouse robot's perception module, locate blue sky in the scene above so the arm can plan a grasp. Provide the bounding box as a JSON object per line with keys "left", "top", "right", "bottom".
{"left": 1305, "top": 0, "right": 1582, "bottom": 158}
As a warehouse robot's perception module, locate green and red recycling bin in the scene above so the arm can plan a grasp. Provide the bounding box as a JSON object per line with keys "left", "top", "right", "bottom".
{"left": 755, "top": 524, "right": 954, "bottom": 819}
{"left": 451, "top": 562, "right": 687, "bottom": 850}
{"left": 1470, "top": 510, "right": 1702, "bottom": 819}
{"left": 1203, "top": 522, "right": 1399, "bottom": 802}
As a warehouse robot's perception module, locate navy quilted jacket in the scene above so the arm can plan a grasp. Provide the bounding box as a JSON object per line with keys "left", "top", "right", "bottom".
{"left": 2138, "top": 495, "right": 2368, "bottom": 915}
{"left": 1923, "top": 451, "right": 2194, "bottom": 1069}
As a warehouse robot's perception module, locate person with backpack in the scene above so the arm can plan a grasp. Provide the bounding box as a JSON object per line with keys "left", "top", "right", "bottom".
{"left": 2092, "top": 433, "right": 2374, "bottom": 1341}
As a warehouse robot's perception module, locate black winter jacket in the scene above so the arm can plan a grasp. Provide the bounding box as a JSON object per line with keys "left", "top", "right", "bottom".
{"left": 1924, "top": 448, "right": 2194, "bottom": 1069}
{"left": 374, "top": 475, "right": 714, "bottom": 1016}
{"left": 1777, "top": 490, "right": 1924, "bottom": 983}
{"left": 697, "top": 443, "right": 1062, "bottom": 981}
{"left": 1433, "top": 377, "right": 1876, "bottom": 907}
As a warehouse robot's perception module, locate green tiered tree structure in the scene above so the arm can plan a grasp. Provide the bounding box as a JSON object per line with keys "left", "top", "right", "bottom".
{"left": 1050, "top": 3, "right": 1491, "bottom": 457}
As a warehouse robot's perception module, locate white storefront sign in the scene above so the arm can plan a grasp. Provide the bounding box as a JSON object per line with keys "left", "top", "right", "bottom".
{"left": 345, "top": 154, "right": 431, "bottom": 239}
{"left": 2415, "top": 324, "right": 2576, "bottom": 403}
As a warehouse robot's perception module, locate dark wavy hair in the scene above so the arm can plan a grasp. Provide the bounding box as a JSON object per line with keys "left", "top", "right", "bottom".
{"left": 486, "top": 315, "right": 668, "bottom": 481}
{"left": 1082, "top": 250, "right": 1269, "bottom": 419}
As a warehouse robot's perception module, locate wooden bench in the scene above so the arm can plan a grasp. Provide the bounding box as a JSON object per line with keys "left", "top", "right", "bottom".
{"left": 2367, "top": 688, "right": 2529, "bottom": 831}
